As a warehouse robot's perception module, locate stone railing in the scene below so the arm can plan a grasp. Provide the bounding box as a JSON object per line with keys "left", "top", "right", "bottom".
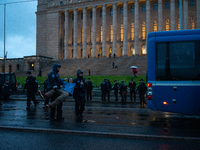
{"left": 47, "top": 0, "right": 99, "bottom": 7}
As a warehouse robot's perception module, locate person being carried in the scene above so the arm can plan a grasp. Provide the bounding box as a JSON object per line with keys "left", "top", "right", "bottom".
{"left": 38, "top": 77, "right": 75, "bottom": 109}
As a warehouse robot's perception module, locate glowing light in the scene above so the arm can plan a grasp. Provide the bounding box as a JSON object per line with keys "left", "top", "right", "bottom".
{"left": 163, "top": 102, "right": 168, "bottom": 105}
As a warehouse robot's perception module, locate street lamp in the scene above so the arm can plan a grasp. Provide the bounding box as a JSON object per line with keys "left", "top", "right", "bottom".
{"left": 3, "top": 4, "right": 6, "bottom": 83}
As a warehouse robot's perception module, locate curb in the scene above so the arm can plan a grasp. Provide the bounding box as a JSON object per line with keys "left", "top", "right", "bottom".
{"left": 0, "top": 126, "right": 199, "bottom": 141}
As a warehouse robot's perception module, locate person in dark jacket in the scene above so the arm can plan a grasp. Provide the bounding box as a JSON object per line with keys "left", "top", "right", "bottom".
{"left": 85, "top": 78, "right": 93, "bottom": 101}
{"left": 23, "top": 71, "right": 38, "bottom": 110}
{"left": 47, "top": 63, "right": 64, "bottom": 122}
{"left": 112, "top": 80, "right": 119, "bottom": 101}
{"left": 101, "top": 79, "right": 107, "bottom": 101}
{"left": 129, "top": 79, "right": 136, "bottom": 102}
{"left": 136, "top": 79, "right": 147, "bottom": 108}
{"left": 106, "top": 79, "right": 112, "bottom": 101}
{"left": 119, "top": 81, "right": 127, "bottom": 104}
{"left": 73, "top": 70, "right": 86, "bottom": 122}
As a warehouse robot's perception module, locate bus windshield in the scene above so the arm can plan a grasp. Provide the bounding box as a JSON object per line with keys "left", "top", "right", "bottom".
{"left": 156, "top": 41, "right": 200, "bottom": 81}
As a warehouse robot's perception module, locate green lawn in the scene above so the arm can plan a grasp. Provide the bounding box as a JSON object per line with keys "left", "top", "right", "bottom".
{"left": 17, "top": 75, "right": 147, "bottom": 89}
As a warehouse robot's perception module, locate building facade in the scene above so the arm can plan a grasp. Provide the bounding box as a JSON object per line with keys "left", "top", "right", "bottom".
{"left": 36, "top": 0, "right": 200, "bottom": 60}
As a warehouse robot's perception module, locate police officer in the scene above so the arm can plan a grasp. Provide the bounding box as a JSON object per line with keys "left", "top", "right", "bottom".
{"left": 85, "top": 78, "right": 93, "bottom": 101}
{"left": 136, "top": 79, "right": 147, "bottom": 108}
{"left": 119, "top": 81, "right": 127, "bottom": 104}
{"left": 106, "top": 79, "right": 112, "bottom": 101}
{"left": 129, "top": 79, "right": 136, "bottom": 102}
{"left": 112, "top": 80, "right": 119, "bottom": 101}
{"left": 47, "top": 63, "right": 64, "bottom": 122}
{"left": 73, "top": 70, "right": 86, "bottom": 122}
{"left": 23, "top": 71, "right": 38, "bottom": 110}
{"left": 101, "top": 79, "right": 107, "bottom": 101}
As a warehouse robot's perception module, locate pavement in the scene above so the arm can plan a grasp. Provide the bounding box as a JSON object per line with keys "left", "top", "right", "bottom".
{"left": 0, "top": 94, "right": 200, "bottom": 141}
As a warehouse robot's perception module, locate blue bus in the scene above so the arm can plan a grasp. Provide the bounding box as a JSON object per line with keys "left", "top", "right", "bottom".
{"left": 147, "top": 29, "right": 200, "bottom": 116}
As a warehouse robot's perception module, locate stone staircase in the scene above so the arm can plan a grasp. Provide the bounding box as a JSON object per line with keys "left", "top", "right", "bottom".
{"left": 15, "top": 56, "right": 147, "bottom": 77}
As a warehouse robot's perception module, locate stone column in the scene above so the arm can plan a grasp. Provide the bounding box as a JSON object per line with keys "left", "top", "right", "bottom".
{"left": 64, "top": 10, "right": 68, "bottom": 59}
{"left": 170, "top": 0, "right": 175, "bottom": 30}
{"left": 92, "top": 7, "right": 96, "bottom": 58}
{"left": 134, "top": 0, "right": 139, "bottom": 55}
{"left": 83, "top": 8, "right": 87, "bottom": 58}
{"left": 123, "top": 2, "right": 128, "bottom": 56}
{"left": 73, "top": 9, "right": 77, "bottom": 59}
{"left": 183, "top": 0, "right": 188, "bottom": 29}
{"left": 197, "top": 0, "right": 200, "bottom": 29}
{"left": 158, "top": 0, "right": 163, "bottom": 31}
{"left": 112, "top": 3, "right": 117, "bottom": 56}
{"left": 102, "top": 5, "right": 106, "bottom": 57}
{"left": 146, "top": 0, "right": 150, "bottom": 36}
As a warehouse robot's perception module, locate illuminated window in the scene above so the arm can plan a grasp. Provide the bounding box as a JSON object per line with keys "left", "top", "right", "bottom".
{"left": 131, "top": 45, "right": 135, "bottom": 56}
{"left": 69, "top": 0, "right": 72, "bottom": 4}
{"left": 110, "top": 25, "right": 113, "bottom": 42}
{"left": 142, "top": 45, "right": 146, "bottom": 54}
{"left": 90, "top": 27, "right": 92, "bottom": 43}
{"left": 100, "top": 26, "right": 102, "bottom": 43}
{"left": 121, "top": 24, "right": 123, "bottom": 41}
{"left": 81, "top": 28, "right": 83, "bottom": 44}
{"left": 131, "top": 23, "right": 134, "bottom": 41}
{"left": 81, "top": 49, "right": 83, "bottom": 58}
{"left": 99, "top": 48, "right": 102, "bottom": 57}
{"left": 131, "top": 6, "right": 134, "bottom": 13}
{"left": 154, "top": 20, "right": 157, "bottom": 32}
{"left": 109, "top": 47, "right": 112, "bottom": 56}
{"left": 166, "top": 19, "right": 169, "bottom": 31}
{"left": 120, "top": 46, "right": 124, "bottom": 56}
{"left": 90, "top": 48, "right": 92, "bottom": 57}
{"left": 142, "top": 22, "right": 146, "bottom": 40}
{"left": 178, "top": 18, "right": 180, "bottom": 30}
{"left": 191, "top": 17, "right": 195, "bottom": 29}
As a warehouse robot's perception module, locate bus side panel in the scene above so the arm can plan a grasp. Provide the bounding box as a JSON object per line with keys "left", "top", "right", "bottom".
{"left": 155, "top": 84, "right": 200, "bottom": 115}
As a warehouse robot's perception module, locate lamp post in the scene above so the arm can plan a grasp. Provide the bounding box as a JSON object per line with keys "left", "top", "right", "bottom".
{"left": 3, "top": 4, "right": 6, "bottom": 83}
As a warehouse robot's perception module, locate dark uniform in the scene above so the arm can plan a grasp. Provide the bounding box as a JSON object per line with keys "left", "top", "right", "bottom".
{"left": 101, "top": 79, "right": 107, "bottom": 101}
{"left": 85, "top": 79, "right": 93, "bottom": 101}
{"left": 106, "top": 80, "right": 112, "bottom": 101}
{"left": 136, "top": 79, "right": 147, "bottom": 108}
{"left": 112, "top": 81, "right": 119, "bottom": 101}
{"left": 129, "top": 79, "right": 136, "bottom": 102}
{"left": 73, "top": 70, "right": 86, "bottom": 121}
{"left": 47, "top": 63, "right": 63, "bottom": 122}
{"left": 23, "top": 71, "right": 38, "bottom": 110}
{"left": 120, "top": 82, "right": 127, "bottom": 104}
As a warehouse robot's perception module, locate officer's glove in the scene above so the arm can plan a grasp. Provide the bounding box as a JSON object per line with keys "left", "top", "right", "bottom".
{"left": 53, "top": 85, "right": 58, "bottom": 89}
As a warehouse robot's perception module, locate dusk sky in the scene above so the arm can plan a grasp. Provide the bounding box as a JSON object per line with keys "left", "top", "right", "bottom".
{"left": 0, "top": 0, "right": 37, "bottom": 58}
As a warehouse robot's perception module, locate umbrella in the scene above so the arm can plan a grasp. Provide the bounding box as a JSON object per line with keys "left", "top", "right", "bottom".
{"left": 130, "top": 66, "right": 137, "bottom": 69}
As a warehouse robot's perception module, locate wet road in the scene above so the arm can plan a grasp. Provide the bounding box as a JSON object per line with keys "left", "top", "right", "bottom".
{"left": 1, "top": 129, "right": 200, "bottom": 150}
{"left": 0, "top": 100, "right": 200, "bottom": 139}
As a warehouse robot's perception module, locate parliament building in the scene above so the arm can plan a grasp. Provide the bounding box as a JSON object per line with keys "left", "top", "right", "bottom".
{"left": 36, "top": 0, "right": 200, "bottom": 60}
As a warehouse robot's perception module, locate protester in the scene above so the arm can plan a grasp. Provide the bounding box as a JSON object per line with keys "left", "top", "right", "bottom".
{"left": 85, "top": 78, "right": 93, "bottom": 101}
{"left": 23, "top": 71, "right": 38, "bottom": 110}
{"left": 73, "top": 70, "right": 86, "bottom": 122}
{"left": 39, "top": 77, "right": 75, "bottom": 109}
